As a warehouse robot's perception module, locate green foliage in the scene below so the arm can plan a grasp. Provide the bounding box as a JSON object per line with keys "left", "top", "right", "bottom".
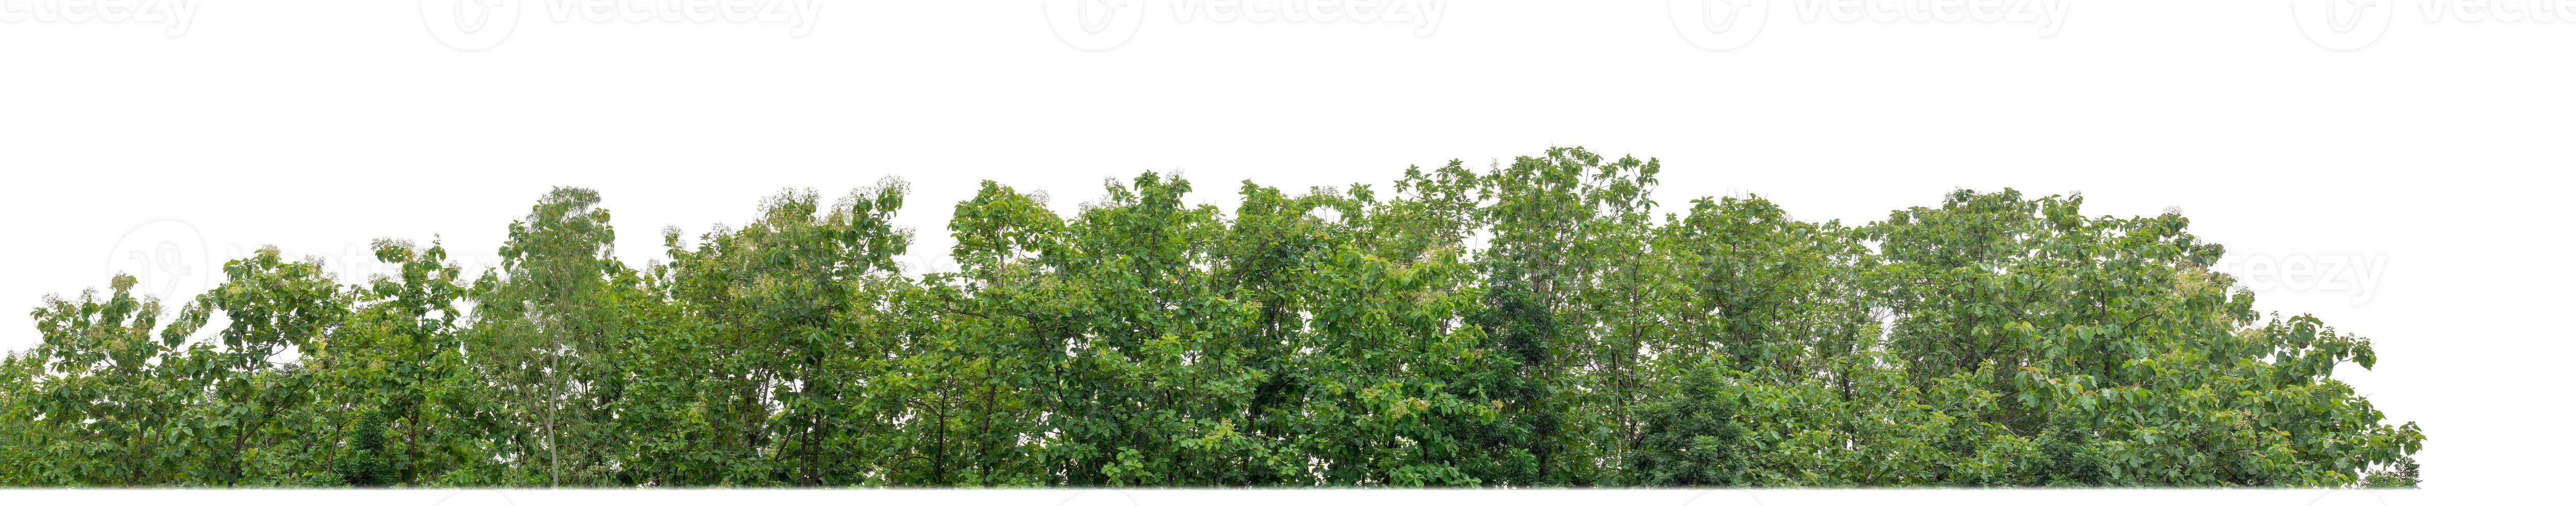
{"left": 0, "top": 148, "right": 2422, "bottom": 488}
{"left": 1629, "top": 361, "right": 1746, "bottom": 486}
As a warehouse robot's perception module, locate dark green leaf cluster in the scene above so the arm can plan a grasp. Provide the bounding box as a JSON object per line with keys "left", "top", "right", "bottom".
{"left": 0, "top": 148, "right": 2422, "bottom": 487}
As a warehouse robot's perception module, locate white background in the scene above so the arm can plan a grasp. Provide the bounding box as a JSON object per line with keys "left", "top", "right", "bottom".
{"left": 1, "top": 1, "right": 2563, "bottom": 503}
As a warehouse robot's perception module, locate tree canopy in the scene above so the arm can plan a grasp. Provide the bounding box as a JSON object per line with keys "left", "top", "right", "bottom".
{"left": 0, "top": 148, "right": 2422, "bottom": 487}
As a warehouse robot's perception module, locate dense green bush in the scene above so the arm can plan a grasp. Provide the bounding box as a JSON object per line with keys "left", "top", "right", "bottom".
{"left": 0, "top": 148, "right": 2422, "bottom": 487}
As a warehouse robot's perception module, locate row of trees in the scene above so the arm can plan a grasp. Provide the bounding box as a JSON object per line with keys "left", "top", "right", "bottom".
{"left": 0, "top": 148, "right": 2422, "bottom": 487}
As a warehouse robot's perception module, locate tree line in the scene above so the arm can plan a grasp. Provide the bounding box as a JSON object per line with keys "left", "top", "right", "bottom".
{"left": 0, "top": 148, "right": 2423, "bottom": 487}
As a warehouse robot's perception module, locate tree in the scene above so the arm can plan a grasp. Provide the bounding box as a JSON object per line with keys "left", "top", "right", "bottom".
{"left": 20, "top": 274, "right": 209, "bottom": 485}
{"left": 470, "top": 187, "right": 632, "bottom": 486}
{"left": 0, "top": 148, "right": 2426, "bottom": 488}
{"left": 1629, "top": 360, "right": 1747, "bottom": 486}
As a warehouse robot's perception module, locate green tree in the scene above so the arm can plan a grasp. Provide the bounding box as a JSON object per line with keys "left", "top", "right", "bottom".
{"left": 21, "top": 274, "right": 209, "bottom": 485}
{"left": 0, "top": 148, "right": 2426, "bottom": 489}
